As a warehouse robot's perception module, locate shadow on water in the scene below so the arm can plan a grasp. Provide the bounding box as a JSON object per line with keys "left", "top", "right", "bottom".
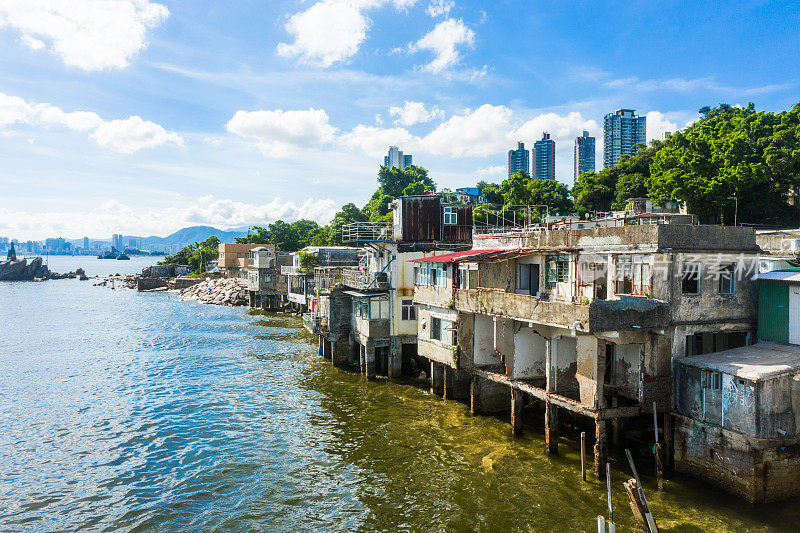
{"left": 286, "top": 324, "right": 800, "bottom": 532}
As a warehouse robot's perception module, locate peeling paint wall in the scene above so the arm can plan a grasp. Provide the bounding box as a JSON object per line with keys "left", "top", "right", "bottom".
{"left": 512, "top": 323, "right": 546, "bottom": 379}
{"left": 474, "top": 313, "right": 501, "bottom": 366}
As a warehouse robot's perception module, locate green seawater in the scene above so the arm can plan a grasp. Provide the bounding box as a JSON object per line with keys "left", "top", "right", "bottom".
{"left": 1, "top": 257, "right": 798, "bottom": 531}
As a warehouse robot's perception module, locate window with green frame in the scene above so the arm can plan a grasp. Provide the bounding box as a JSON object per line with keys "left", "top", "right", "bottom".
{"left": 545, "top": 255, "right": 569, "bottom": 289}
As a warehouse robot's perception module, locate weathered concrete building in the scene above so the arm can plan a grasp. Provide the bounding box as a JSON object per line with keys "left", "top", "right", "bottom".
{"left": 673, "top": 269, "right": 800, "bottom": 502}
{"left": 218, "top": 243, "right": 274, "bottom": 278}
{"left": 244, "top": 247, "right": 293, "bottom": 310}
{"left": 284, "top": 246, "right": 361, "bottom": 313}
{"left": 313, "top": 195, "right": 472, "bottom": 379}
{"left": 412, "top": 223, "right": 759, "bottom": 477}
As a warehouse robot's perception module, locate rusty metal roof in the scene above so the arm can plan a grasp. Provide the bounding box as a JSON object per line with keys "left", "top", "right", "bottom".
{"left": 408, "top": 246, "right": 578, "bottom": 264}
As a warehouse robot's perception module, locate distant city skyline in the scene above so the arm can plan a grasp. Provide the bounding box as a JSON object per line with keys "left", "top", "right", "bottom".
{"left": 507, "top": 142, "right": 529, "bottom": 179}
{"left": 532, "top": 132, "right": 555, "bottom": 180}
{"left": 0, "top": 2, "right": 796, "bottom": 240}
{"left": 574, "top": 131, "right": 596, "bottom": 181}
{"left": 603, "top": 108, "right": 647, "bottom": 168}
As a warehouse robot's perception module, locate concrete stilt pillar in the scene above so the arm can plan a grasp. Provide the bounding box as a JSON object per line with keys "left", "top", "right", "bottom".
{"left": 388, "top": 340, "right": 402, "bottom": 378}
{"left": 470, "top": 375, "right": 480, "bottom": 414}
{"left": 318, "top": 336, "right": 325, "bottom": 358}
{"left": 443, "top": 366, "right": 453, "bottom": 400}
{"left": 511, "top": 388, "right": 523, "bottom": 435}
{"left": 430, "top": 361, "right": 444, "bottom": 396}
{"left": 545, "top": 401, "right": 558, "bottom": 454}
{"left": 359, "top": 344, "right": 366, "bottom": 374}
{"left": 594, "top": 418, "right": 607, "bottom": 479}
{"left": 365, "top": 340, "right": 376, "bottom": 380}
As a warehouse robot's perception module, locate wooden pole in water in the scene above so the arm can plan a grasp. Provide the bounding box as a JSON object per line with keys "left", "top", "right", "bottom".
{"left": 653, "top": 401, "right": 663, "bottom": 490}
{"left": 580, "top": 431, "right": 587, "bottom": 481}
{"left": 625, "top": 449, "right": 658, "bottom": 533}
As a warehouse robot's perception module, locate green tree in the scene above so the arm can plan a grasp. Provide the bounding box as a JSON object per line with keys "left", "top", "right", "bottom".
{"left": 377, "top": 165, "right": 435, "bottom": 197}
{"left": 571, "top": 171, "right": 616, "bottom": 214}
{"left": 326, "top": 203, "right": 367, "bottom": 245}
{"left": 529, "top": 179, "right": 574, "bottom": 214}
{"left": 613, "top": 172, "right": 648, "bottom": 209}
{"left": 162, "top": 235, "right": 220, "bottom": 274}
{"left": 499, "top": 171, "right": 533, "bottom": 206}
{"left": 649, "top": 103, "right": 800, "bottom": 224}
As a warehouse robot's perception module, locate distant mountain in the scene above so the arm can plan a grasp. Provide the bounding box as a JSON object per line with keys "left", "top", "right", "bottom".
{"left": 140, "top": 226, "right": 250, "bottom": 246}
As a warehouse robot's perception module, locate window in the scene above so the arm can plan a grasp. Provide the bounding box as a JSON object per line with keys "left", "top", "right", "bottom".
{"left": 459, "top": 269, "right": 469, "bottom": 289}
{"left": 682, "top": 262, "right": 700, "bottom": 294}
{"left": 545, "top": 255, "right": 569, "bottom": 289}
{"left": 401, "top": 299, "right": 417, "bottom": 320}
{"left": 443, "top": 206, "right": 457, "bottom": 225}
{"left": 413, "top": 266, "right": 419, "bottom": 285}
{"left": 353, "top": 300, "right": 369, "bottom": 319}
{"left": 430, "top": 268, "right": 438, "bottom": 286}
{"left": 700, "top": 369, "right": 722, "bottom": 390}
{"left": 719, "top": 264, "right": 735, "bottom": 294}
{"left": 264, "top": 273, "right": 271, "bottom": 283}
{"left": 615, "top": 255, "right": 651, "bottom": 296}
{"left": 431, "top": 317, "right": 442, "bottom": 340}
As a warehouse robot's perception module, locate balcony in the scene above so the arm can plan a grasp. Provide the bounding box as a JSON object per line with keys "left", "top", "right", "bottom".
{"left": 341, "top": 269, "right": 390, "bottom": 290}
{"left": 342, "top": 222, "right": 393, "bottom": 243}
{"left": 455, "top": 289, "right": 669, "bottom": 332}
{"left": 353, "top": 317, "right": 390, "bottom": 339}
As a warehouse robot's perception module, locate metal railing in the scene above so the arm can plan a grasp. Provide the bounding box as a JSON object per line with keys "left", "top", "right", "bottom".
{"left": 342, "top": 222, "right": 393, "bottom": 242}
{"left": 314, "top": 267, "right": 345, "bottom": 291}
{"left": 341, "top": 268, "right": 390, "bottom": 290}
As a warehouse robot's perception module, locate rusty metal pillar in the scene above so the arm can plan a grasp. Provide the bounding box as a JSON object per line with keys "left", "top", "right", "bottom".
{"left": 594, "top": 418, "right": 608, "bottom": 479}
{"left": 511, "top": 388, "right": 523, "bottom": 435}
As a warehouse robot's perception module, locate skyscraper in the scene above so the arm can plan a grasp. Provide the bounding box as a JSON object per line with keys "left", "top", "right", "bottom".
{"left": 83, "top": 237, "right": 90, "bottom": 250}
{"left": 112, "top": 233, "right": 124, "bottom": 251}
{"left": 603, "top": 109, "right": 647, "bottom": 168}
{"left": 507, "top": 141, "right": 530, "bottom": 178}
{"left": 574, "top": 130, "right": 596, "bottom": 181}
{"left": 383, "top": 146, "right": 413, "bottom": 170}
{"left": 532, "top": 132, "right": 555, "bottom": 180}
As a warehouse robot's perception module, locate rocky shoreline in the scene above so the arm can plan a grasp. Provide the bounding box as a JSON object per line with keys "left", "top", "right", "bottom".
{"left": 178, "top": 277, "right": 249, "bottom": 306}
{"left": 0, "top": 257, "right": 89, "bottom": 281}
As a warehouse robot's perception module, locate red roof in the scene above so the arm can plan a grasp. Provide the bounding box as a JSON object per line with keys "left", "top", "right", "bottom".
{"left": 407, "top": 248, "right": 507, "bottom": 263}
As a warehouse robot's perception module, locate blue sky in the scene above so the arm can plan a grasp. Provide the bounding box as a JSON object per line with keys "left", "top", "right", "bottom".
{"left": 1, "top": 0, "right": 798, "bottom": 240}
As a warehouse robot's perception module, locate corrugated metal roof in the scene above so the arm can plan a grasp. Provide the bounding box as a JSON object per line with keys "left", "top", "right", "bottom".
{"left": 407, "top": 246, "right": 578, "bottom": 264}
{"left": 407, "top": 248, "right": 508, "bottom": 263}
{"left": 758, "top": 270, "right": 800, "bottom": 282}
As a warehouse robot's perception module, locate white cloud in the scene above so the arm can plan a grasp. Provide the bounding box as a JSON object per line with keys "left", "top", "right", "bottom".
{"left": 0, "top": 0, "right": 169, "bottom": 70}
{"left": 476, "top": 165, "right": 505, "bottom": 177}
{"left": 340, "top": 124, "right": 414, "bottom": 157}
{"left": 0, "top": 91, "right": 181, "bottom": 153}
{"left": 410, "top": 18, "right": 474, "bottom": 73}
{"left": 90, "top": 116, "right": 183, "bottom": 154}
{"left": 389, "top": 101, "right": 444, "bottom": 125}
{"left": 426, "top": 0, "right": 454, "bottom": 17}
{"left": 19, "top": 34, "right": 45, "bottom": 50}
{"left": 419, "top": 104, "right": 512, "bottom": 157}
{"left": 602, "top": 76, "right": 791, "bottom": 96}
{"left": 276, "top": 0, "right": 417, "bottom": 67}
{"left": 0, "top": 196, "right": 339, "bottom": 240}
{"left": 226, "top": 108, "right": 337, "bottom": 157}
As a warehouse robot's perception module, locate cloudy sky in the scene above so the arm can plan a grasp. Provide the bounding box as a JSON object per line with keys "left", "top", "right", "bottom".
{"left": 1, "top": 0, "right": 798, "bottom": 240}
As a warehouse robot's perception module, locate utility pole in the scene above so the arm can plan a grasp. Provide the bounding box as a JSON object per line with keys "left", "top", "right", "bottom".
{"left": 727, "top": 194, "right": 738, "bottom": 226}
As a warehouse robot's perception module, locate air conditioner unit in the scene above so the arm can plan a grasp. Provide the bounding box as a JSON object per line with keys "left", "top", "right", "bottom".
{"left": 781, "top": 239, "right": 800, "bottom": 253}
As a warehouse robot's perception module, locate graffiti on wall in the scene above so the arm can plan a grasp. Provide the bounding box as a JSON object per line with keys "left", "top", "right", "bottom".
{"left": 721, "top": 374, "right": 754, "bottom": 429}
